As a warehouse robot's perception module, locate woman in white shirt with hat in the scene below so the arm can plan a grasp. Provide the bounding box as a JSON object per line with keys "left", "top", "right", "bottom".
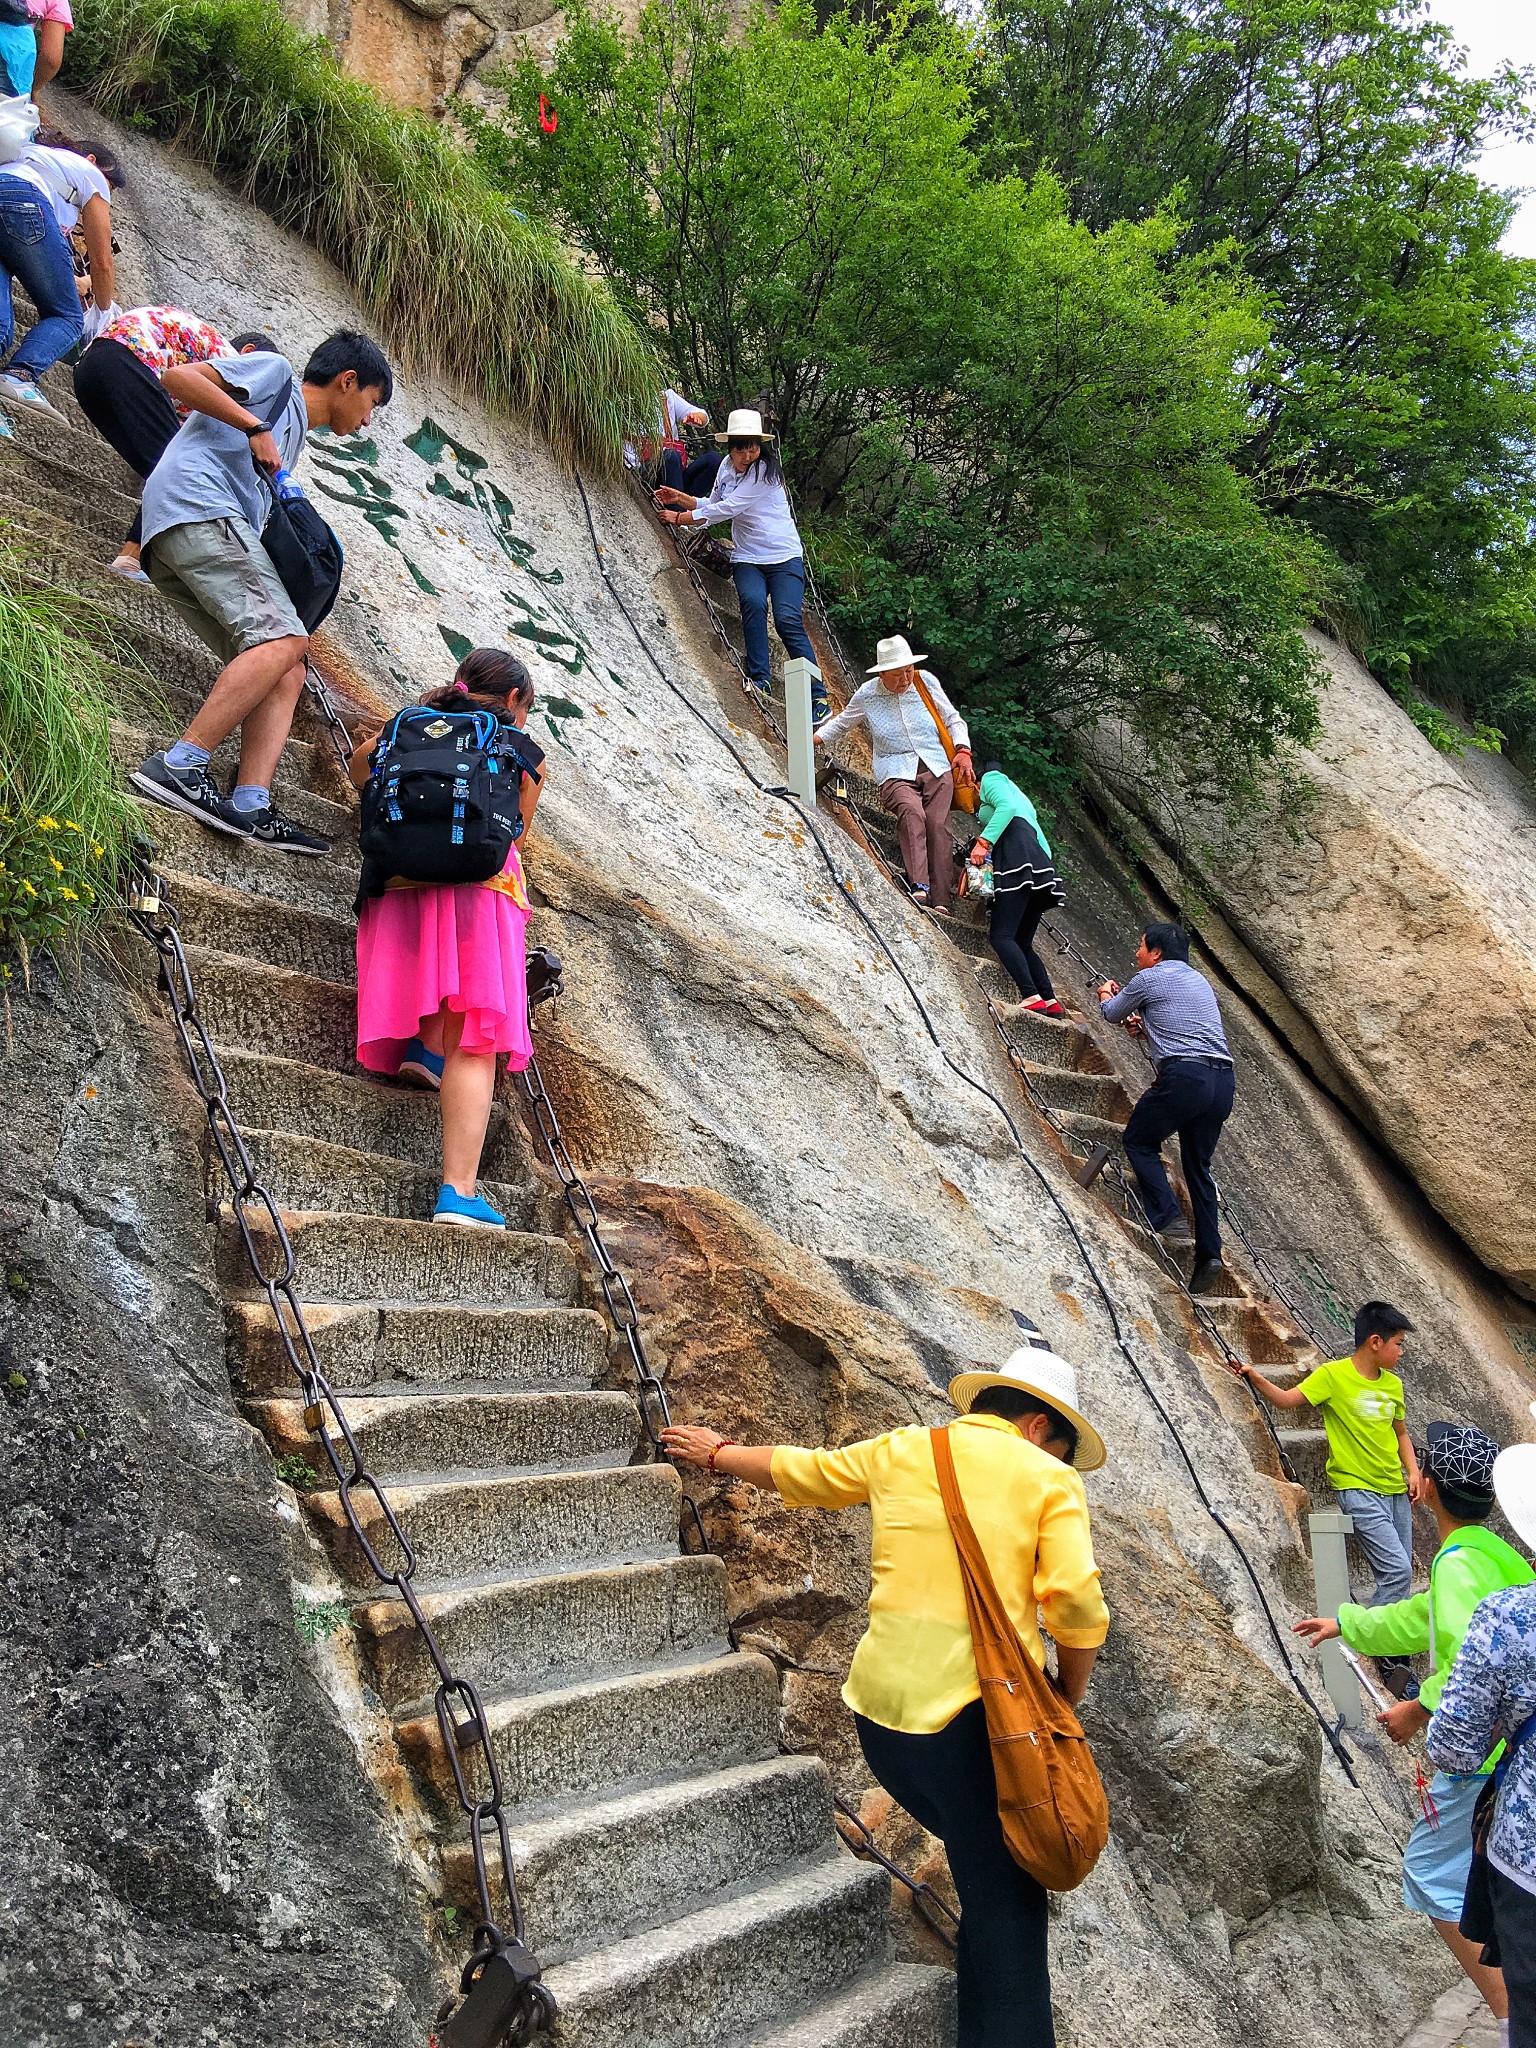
{"left": 654, "top": 406, "right": 825, "bottom": 715}
{"left": 814, "top": 634, "right": 975, "bottom": 914}
{"left": 661, "top": 1337, "right": 1109, "bottom": 2048}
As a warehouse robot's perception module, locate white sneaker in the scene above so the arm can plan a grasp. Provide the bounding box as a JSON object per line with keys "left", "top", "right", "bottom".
{"left": 0, "top": 373, "right": 67, "bottom": 423}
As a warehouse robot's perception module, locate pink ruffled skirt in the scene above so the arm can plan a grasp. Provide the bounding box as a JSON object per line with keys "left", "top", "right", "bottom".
{"left": 355, "top": 862, "right": 532, "bottom": 1076}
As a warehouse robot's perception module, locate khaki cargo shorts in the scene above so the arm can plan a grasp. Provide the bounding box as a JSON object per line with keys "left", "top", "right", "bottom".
{"left": 145, "top": 517, "right": 307, "bottom": 664}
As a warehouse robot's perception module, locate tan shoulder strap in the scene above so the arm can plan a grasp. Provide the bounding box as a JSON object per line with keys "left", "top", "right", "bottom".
{"left": 910, "top": 674, "right": 957, "bottom": 767}
{"left": 930, "top": 1426, "right": 1031, "bottom": 1686}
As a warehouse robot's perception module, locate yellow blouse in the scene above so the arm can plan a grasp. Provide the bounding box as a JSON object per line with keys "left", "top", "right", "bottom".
{"left": 771, "top": 1411, "right": 1109, "bottom": 1734}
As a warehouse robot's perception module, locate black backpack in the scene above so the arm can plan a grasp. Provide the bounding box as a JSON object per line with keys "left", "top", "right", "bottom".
{"left": 255, "top": 378, "right": 343, "bottom": 631}
{"left": 358, "top": 706, "right": 527, "bottom": 888}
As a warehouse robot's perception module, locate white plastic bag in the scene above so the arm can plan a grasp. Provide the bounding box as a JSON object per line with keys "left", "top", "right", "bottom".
{"left": 0, "top": 94, "right": 39, "bottom": 165}
{"left": 81, "top": 300, "right": 123, "bottom": 344}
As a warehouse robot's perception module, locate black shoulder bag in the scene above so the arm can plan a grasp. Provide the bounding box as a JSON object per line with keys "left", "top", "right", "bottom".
{"left": 254, "top": 379, "right": 343, "bottom": 632}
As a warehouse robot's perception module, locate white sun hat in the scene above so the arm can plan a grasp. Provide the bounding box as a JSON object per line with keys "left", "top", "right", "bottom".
{"left": 1494, "top": 1442, "right": 1536, "bottom": 1554}
{"left": 714, "top": 407, "right": 774, "bottom": 443}
{"left": 866, "top": 634, "right": 928, "bottom": 674}
{"left": 948, "top": 1342, "right": 1106, "bottom": 1471}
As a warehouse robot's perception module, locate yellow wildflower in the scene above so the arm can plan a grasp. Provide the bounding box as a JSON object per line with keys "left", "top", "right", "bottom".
{"left": 21, "top": 880, "right": 36, "bottom": 896}
{"left": 63, "top": 819, "right": 81, "bottom": 831}
{"left": 48, "top": 856, "right": 63, "bottom": 873}
{"left": 36, "top": 816, "right": 59, "bottom": 831}
{"left": 90, "top": 842, "right": 104, "bottom": 858}
{"left": 59, "top": 888, "right": 79, "bottom": 901}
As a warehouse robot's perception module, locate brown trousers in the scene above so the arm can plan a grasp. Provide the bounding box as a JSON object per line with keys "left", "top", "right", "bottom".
{"left": 880, "top": 764, "right": 955, "bottom": 908}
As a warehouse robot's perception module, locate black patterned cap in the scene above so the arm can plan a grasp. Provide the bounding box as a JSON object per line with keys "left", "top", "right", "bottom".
{"left": 1424, "top": 1421, "right": 1500, "bottom": 1495}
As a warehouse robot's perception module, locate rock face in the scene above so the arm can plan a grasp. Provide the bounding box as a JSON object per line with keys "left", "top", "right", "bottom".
{"left": 10, "top": 105, "right": 1536, "bottom": 2048}
{"left": 1081, "top": 631, "right": 1536, "bottom": 1297}
{"left": 0, "top": 963, "right": 439, "bottom": 2046}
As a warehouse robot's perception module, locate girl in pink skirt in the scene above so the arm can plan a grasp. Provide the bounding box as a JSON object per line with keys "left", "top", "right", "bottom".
{"left": 350, "top": 650, "right": 544, "bottom": 1229}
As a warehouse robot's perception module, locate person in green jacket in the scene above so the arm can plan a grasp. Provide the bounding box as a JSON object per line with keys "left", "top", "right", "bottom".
{"left": 1297, "top": 1423, "right": 1533, "bottom": 2034}
{"left": 967, "top": 763, "right": 1067, "bottom": 1018}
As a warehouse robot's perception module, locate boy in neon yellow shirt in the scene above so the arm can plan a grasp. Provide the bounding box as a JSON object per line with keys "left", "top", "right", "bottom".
{"left": 1237, "top": 1298, "right": 1421, "bottom": 1607}
{"left": 1296, "top": 1423, "right": 1532, "bottom": 2043}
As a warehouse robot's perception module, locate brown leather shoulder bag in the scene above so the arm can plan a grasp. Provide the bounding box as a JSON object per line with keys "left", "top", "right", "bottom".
{"left": 930, "top": 1425, "right": 1109, "bottom": 1890}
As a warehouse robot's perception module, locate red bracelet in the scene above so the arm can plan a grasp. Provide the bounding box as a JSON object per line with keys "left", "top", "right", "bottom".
{"left": 706, "top": 1438, "right": 737, "bottom": 1475}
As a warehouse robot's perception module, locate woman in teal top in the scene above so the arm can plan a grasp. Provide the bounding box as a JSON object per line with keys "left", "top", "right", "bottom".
{"left": 968, "top": 763, "right": 1066, "bottom": 1016}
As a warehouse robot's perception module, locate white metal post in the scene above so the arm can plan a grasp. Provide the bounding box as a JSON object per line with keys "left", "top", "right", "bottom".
{"left": 782, "top": 655, "right": 820, "bottom": 803}
{"left": 1309, "top": 1509, "right": 1363, "bottom": 1727}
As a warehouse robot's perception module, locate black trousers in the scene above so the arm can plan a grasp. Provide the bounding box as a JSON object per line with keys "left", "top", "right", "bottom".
{"left": 1492, "top": 1867, "right": 1536, "bottom": 2048}
{"left": 660, "top": 445, "right": 724, "bottom": 494}
{"left": 990, "top": 886, "right": 1056, "bottom": 1002}
{"left": 1121, "top": 1055, "right": 1234, "bottom": 1262}
{"left": 856, "top": 1700, "right": 1055, "bottom": 2048}
{"left": 73, "top": 337, "right": 181, "bottom": 545}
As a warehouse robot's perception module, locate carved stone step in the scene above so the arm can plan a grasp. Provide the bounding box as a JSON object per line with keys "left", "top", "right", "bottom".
{"left": 242, "top": 1127, "right": 533, "bottom": 1230}
{"left": 537, "top": 1855, "right": 890, "bottom": 2048}
{"left": 227, "top": 1297, "right": 607, "bottom": 1398}
{"left": 355, "top": 1552, "right": 729, "bottom": 1712}
{"left": 305, "top": 1460, "right": 683, "bottom": 1586}
{"left": 217, "top": 1207, "right": 577, "bottom": 1308}
{"left": 399, "top": 1650, "right": 782, "bottom": 1816}
{"left": 254, "top": 1385, "right": 639, "bottom": 1484}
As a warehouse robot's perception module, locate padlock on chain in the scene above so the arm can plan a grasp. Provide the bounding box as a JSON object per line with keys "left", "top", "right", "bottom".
{"left": 437, "top": 1940, "right": 553, "bottom": 2048}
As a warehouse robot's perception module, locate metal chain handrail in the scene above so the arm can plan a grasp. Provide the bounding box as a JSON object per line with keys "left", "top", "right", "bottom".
{"left": 303, "top": 660, "right": 360, "bottom": 777}
{"left": 121, "top": 843, "right": 554, "bottom": 2048}
{"left": 516, "top": 1027, "right": 960, "bottom": 1948}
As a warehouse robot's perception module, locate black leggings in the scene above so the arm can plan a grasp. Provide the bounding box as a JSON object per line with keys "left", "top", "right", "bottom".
{"left": 73, "top": 337, "right": 182, "bottom": 546}
{"left": 856, "top": 1700, "right": 1054, "bottom": 2048}
{"left": 989, "top": 887, "right": 1057, "bottom": 1003}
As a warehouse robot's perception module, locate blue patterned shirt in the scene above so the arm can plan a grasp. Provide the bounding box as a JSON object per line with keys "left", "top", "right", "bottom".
{"left": 1100, "top": 960, "right": 1232, "bottom": 1071}
{"left": 1428, "top": 1584, "right": 1536, "bottom": 1888}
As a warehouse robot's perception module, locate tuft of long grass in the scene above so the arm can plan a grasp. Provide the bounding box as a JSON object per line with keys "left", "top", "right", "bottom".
{"left": 0, "top": 533, "right": 143, "bottom": 960}
{"left": 69, "top": 0, "right": 664, "bottom": 472}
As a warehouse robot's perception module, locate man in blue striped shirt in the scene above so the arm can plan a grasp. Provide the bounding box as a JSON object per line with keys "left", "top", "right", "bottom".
{"left": 1098, "top": 923, "right": 1234, "bottom": 1294}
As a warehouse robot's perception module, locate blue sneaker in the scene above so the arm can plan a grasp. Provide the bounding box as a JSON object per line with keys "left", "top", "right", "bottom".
{"left": 433, "top": 1186, "right": 506, "bottom": 1229}
{"left": 398, "top": 1038, "right": 444, "bottom": 1090}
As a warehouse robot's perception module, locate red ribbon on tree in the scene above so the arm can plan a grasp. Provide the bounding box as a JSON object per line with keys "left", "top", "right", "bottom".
{"left": 538, "top": 93, "right": 558, "bottom": 135}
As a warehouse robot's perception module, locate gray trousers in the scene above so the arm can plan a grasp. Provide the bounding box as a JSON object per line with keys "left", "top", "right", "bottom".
{"left": 1338, "top": 1487, "right": 1414, "bottom": 1606}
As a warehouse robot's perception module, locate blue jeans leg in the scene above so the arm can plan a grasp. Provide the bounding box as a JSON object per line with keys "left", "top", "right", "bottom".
{"left": 763, "top": 557, "right": 817, "bottom": 666}
{"left": 731, "top": 559, "right": 773, "bottom": 684}
{"left": 0, "top": 176, "right": 84, "bottom": 381}
{"left": 1338, "top": 1487, "right": 1414, "bottom": 1605}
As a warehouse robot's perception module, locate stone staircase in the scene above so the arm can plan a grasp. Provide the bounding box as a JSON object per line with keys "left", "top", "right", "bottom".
{"left": 2, "top": 383, "right": 955, "bottom": 2043}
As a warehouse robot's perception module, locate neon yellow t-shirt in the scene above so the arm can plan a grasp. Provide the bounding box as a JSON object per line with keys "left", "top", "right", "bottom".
{"left": 1297, "top": 1356, "right": 1407, "bottom": 1495}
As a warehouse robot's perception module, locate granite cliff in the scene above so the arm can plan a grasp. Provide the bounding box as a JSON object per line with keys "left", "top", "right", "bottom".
{"left": 4, "top": 112, "right": 1536, "bottom": 2048}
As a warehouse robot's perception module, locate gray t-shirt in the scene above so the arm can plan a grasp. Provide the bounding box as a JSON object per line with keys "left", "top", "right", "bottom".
{"left": 140, "top": 352, "right": 307, "bottom": 548}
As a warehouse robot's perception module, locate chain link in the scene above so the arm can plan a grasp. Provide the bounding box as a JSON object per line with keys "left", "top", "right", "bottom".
{"left": 122, "top": 841, "right": 552, "bottom": 2047}
{"left": 304, "top": 660, "right": 360, "bottom": 777}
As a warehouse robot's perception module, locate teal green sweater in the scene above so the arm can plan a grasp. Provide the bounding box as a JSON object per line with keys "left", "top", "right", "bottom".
{"left": 975, "top": 771, "right": 1050, "bottom": 857}
{"left": 1341, "top": 1522, "right": 1534, "bottom": 1745}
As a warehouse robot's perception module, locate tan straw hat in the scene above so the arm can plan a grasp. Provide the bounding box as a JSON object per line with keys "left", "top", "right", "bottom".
{"left": 714, "top": 407, "right": 775, "bottom": 444}
{"left": 866, "top": 633, "right": 928, "bottom": 674}
{"left": 948, "top": 1343, "right": 1106, "bottom": 1471}
{"left": 1494, "top": 1441, "right": 1536, "bottom": 1554}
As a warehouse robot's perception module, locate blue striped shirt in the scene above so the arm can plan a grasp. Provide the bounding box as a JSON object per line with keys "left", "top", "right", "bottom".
{"left": 1100, "top": 960, "right": 1231, "bottom": 1070}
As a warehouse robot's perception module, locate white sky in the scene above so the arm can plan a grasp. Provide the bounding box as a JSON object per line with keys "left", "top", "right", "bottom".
{"left": 1427, "top": 0, "right": 1536, "bottom": 256}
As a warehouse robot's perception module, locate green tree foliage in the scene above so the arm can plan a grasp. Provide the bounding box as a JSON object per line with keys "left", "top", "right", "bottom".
{"left": 479, "top": 0, "right": 1324, "bottom": 795}
{"left": 980, "top": 0, "right": 1536, "bottom": 747}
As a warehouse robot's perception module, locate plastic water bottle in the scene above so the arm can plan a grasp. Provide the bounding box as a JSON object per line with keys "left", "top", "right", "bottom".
{"left": 270, "top": 467, "right": 305, "bottom": 503}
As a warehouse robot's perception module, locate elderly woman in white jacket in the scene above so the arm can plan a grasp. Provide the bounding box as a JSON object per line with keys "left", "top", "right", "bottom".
{"left": 815, "top": 635, "right": 974, "bottom": 914}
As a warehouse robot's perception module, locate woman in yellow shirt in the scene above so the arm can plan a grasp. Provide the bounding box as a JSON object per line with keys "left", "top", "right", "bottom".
{"left": 663, "top": 1343, "right": 1110, "bottom": 2048}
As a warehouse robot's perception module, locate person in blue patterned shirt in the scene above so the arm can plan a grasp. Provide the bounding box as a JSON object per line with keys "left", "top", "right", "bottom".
{"left": 1428, "top": 1442, "right": 1536, "bottom": 2048}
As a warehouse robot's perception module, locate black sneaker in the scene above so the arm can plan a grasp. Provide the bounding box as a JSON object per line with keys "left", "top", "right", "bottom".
{"left": 130, "top": 751, "right": 249, "bottom": 836}
{"left": 236, "top": 802, "right": 330, "bottom": 857}
{"left": 1189, "top": 1257, "right": 1227, "bottom": 1295}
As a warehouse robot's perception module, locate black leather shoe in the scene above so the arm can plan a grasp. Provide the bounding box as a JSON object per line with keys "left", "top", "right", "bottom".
{"left": 1189, "top": 1258, "right": 1226, "bottom": 1295}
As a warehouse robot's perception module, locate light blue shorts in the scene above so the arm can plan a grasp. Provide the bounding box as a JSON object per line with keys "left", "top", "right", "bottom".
{"left": 1402, "top": 1769, "right": 1485, "bottom": 1919}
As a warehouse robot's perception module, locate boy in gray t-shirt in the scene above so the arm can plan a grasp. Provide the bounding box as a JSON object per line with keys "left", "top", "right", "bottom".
{"left": 130, "top": 329, "right": 392, "bottom": 855}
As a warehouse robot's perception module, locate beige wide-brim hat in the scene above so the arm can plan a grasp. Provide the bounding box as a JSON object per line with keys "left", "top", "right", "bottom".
{"left": 714, "top": 407, "right": 775, "bottom": 444}
{"left": 949, "top": 1344, "right": 1107, "bottom": 1472}
{"left": 867, "top": 633, "right": 928, "bottom": 674}
{"left": 1495, "top": 1441, "right": 1536, "bottom": 1554}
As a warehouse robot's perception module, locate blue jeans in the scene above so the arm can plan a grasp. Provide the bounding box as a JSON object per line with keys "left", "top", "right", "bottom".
{"left": 661, "top": 446, "right": 723, "bottom": 495}
{"left": 1338, "top": 1486, "right": 1414, "bottom": 1606}
{"left": 0, "top": 173, "right": 84, "bottom": 381}
{"left": 731, "top": 555, "right": 817, "bottom": 686}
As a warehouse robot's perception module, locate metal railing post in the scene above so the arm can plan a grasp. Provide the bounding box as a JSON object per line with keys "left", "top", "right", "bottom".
{"left": 1309, "top": 1509, "right": 1363, "bottom": 1727}
{"left": 782, "top": 655, "right": 819, "bottom": 802}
